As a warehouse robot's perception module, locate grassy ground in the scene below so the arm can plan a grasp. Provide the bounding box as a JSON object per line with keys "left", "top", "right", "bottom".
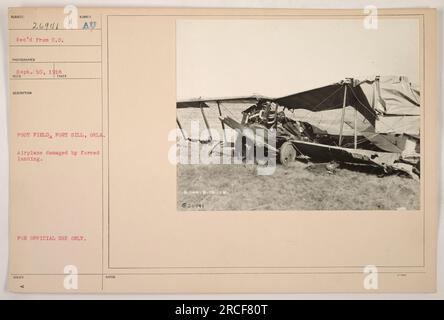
{"left": 177, "top": 162, "right": 420, "bottom": 211}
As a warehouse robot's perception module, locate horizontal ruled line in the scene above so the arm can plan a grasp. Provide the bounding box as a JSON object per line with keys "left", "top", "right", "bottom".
{"left": 10, "top": 61, "right": 102, "bottom": 64}
{"left": 9, "top": 28, "right": 102, "bottom": 31}
{"left": 10, "top": 78, "right": 101, "bottom": 80}
{"left": 9, "top": 271, "right": 427, "bottom": 276}
{"left": 10, "top": 44, "right": 101, "bottom": 47}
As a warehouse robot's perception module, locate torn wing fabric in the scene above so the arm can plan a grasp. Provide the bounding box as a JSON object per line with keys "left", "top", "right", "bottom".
{"left": 358, "top": 75, "right": 420, "bottom": 116}
{"left": 358, "top": 76, "right": 420, "bottom": 135}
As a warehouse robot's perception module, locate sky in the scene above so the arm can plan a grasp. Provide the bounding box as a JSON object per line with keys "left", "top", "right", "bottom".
{"left": 176, "top": 18, "right": 420, "bottom": 100}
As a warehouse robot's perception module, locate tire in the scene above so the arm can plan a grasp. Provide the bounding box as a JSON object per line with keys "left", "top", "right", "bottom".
{"left": 279, "top": 141, "right": 297, "bottom": 166}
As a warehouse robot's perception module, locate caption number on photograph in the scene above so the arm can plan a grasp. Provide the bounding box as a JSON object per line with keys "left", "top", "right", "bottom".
{"left": 363, "top": 5, "right": 378, "bottom": 30}
{"left": 63, "top": 264, "right": 79, "bottom": 290}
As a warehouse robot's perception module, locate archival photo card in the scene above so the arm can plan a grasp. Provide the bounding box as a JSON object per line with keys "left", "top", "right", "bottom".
{"left": 8, "top": 7, "right": 437, "bottom": 293}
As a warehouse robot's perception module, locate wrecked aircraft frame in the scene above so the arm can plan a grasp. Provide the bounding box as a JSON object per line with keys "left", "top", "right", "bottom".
{"left": 176, "top": 76, "right": 421, "bottom": 180}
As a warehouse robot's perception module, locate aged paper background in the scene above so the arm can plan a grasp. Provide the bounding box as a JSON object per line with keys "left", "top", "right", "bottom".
{"left": 6, "top": 7, "right": 438, "bottom": 293}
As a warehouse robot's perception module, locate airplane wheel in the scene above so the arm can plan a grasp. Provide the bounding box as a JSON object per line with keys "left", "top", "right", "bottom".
{"left": 279, "top": 141, "right": 296, "bottom": 166}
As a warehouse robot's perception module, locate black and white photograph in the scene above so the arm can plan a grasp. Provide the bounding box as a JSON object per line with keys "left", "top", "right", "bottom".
{"left": 176, "top": 18, "right": 421, "bottom": 211}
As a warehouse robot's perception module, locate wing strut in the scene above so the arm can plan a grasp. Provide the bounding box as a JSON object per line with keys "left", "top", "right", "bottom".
{"left": 200, "top": 102, "right": 213, "bottom": 142}
{"left": 216, "top": 101, "right": 227, "bottom": 142}
{"left": 338, "top": 84, "right": 348, "bottom": 146}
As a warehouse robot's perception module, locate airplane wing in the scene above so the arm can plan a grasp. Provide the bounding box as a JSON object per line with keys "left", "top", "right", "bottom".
{"left": 176, "top": 95, "right": 271, "bottom": 108}
{"left": 274, "top": 82, "right": 377, "bottom": 126}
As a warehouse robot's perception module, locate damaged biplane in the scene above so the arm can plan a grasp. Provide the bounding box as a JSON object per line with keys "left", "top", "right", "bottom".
{"left": 176, "top": 76, "right": 421, "bottom": 180}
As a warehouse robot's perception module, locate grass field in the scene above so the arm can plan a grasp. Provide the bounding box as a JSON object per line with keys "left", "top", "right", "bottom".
{"left": 176, "top": 104, "right": 420, "bottom": 211}
{"left": 177, "top": 161, "right": 420, "bottom": 211}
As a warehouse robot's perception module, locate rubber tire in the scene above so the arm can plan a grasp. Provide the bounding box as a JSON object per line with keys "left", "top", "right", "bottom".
{"left": 279, "top": 141, "right": 297, "bottom": 166}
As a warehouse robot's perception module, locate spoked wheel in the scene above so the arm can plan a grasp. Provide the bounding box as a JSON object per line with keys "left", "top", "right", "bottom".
{"left": 279, "top": 141, "right": 297, "bottom": 166}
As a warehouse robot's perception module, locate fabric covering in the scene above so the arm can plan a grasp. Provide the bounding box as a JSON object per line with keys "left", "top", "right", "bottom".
{"left": 275, "top": 76, "right": 420, "bottom": 135}
{"left": 358, "top": 75, "right": 420, "bottom": 135}
{"left": 176, "top": 75, "right": 421, "bottom": 136}
{"left": 358, "top": 75, "right": 420, "bottom": 116}
{"left": 274, "top": 82, "right": 377, "bottom": 126}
